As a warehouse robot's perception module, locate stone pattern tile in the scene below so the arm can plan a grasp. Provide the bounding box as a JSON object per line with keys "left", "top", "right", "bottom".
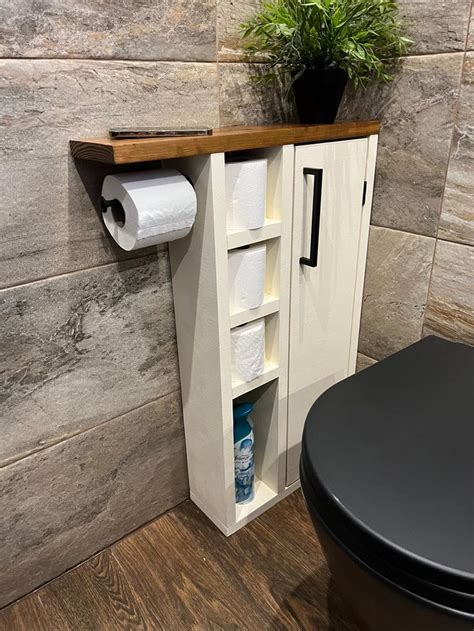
{"left": 468, "top": 7, "right": 474, "bottom": 50}
{"left": 0, "top": 391, "right": 188, "bottom": 608}
{"left": 0, "top": 254, "right": 180, "bottom": 466}
{"left": 219, "top": 63, "right": 296, "bottom": 126}
{"left": 397, "top": 0, "right": 471, "bottom": 54}
{"left": 338, "top": 54, "right": 462, "bottom": 237}
{"left": 359, "top": 226, "right": 436, "bottom": 360}
{"left": 0, "top": 0, "right": 216, "bottom": 61}
{"left": 438, "top": 53, "right": 474, "bottom": 246}
{"left": 217, "top": 0, "right": 262, "bottom": 60}
{"left": 423, "top": 240, "right": 474, "bottom": 345}
{"left": 356, "top": 353, "right": 377, "bottom": 372}
{"left": 0, "top": 59, "right": 218, "bottom": 288}
{"left": 215, "top": 0, "right": 471, "bottom": 58}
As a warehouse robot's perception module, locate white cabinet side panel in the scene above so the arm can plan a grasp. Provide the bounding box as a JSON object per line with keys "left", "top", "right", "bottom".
{"left": 168, "top": 154, "right": 235, "bottom": 529}
{"left": 348, "top": 134, "right": 378, "bottom": 373}
{"left": 272, "top": 144, "right": 294, "bottom": 493}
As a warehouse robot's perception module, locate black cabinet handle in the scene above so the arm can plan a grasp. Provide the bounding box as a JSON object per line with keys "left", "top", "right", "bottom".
{"left": 300, "top": 167, "right": 323, "bottom": 268}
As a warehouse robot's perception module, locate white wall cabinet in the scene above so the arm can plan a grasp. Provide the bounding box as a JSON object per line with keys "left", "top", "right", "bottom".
{"left": 287, "top": 136, "right": 378, "bottom": 484}
{"left": 168, "top": 133, "right": 378, "bottom": 535}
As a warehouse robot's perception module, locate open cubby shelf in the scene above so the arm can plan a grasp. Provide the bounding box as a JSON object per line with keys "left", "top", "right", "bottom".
{"left": 229, "top": 294, "right": 280, "bottom": 328}
{"left": 232, "top": 362, "right": 279, "bottom": 399}
{"left": 227, "top": 218, "right": 281, "bottom": 250}
{"left": 235, "top": 478, "right": 277, "bottom": 522}
{"left": 165, "top": 144, "right": 295, "bottom": 535}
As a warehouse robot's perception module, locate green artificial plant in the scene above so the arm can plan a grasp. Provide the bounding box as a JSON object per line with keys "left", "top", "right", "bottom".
{"left": 241, "top": 0, "right": 411, "bottom": 89}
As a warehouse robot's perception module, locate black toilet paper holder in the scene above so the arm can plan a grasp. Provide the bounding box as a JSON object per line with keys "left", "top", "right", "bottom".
{"left": 100, "top": 196, "right": 126, "bottom": 227}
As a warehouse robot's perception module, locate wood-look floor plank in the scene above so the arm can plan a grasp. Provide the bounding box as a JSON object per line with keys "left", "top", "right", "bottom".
{"left": 43, "top": 549, "right": 160, "bottom": 631}
{"left": 166, "top": 497, "right": 340, "bottom": 630}
{"left": 113, "top": 511, "right": 264, "bottom": 629}
{"left": 79, "top": 551, "right": 164, "bottom": 630}
{"left": 0, "top": 593, "right": 54, "bottom": 631}
{"left": 0, "top": 491, "right": 361, "bottom": 631}
{"left": 257, "top": 493, "right": 361, "bottom": 630}
{"left": 168, "top": 503, "right": 317, "bottom": 630}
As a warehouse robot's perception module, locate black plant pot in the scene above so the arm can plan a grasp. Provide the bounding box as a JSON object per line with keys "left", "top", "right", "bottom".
{"left": 292, "top": 67, "right": 348, "bottom": 124}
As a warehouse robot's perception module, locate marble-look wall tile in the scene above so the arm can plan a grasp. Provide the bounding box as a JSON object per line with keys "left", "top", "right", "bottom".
{"left": 217, "top": 0, "right": 262, "bottom": 60}
{"left": 359, "top": 226, "right": 436, "bottom": 360}
{"left": 468, "top": 7, "right": 474, "bottom": 50}
{"left": 339, "top": 54, "right": 462, "bottom": 237}
{"left": 0, "top": 254, "right": 180, "bottom": 466}
{"left": 397, "top": 0, "right": 471, "bottom": 54}
{"left": 423, "top": 240, "right": 474, "bottom": 345}
{"left": 219, "top": 63, "right": 296, "bottom": 126}
{"left": 0, "top": 0, "right": 216, "bottom": 61}
{"left": 438, "top": 53, "right": 474, "bottom": 246}
{"left": 0, "top": 59, "right": 218, "bottom": 288}
{"left": 0, "top": 391, "right": 188, "bottom": 608}
{"left": 215, "top": 0, "right": 472, "bottom": 58}
{"left": 356, "top": 353, "right": 377, "bottom": 372}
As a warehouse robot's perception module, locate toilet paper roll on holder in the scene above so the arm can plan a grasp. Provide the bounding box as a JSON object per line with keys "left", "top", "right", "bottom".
{"left": 99, "top": 172, "right": 194, "bottom": 230}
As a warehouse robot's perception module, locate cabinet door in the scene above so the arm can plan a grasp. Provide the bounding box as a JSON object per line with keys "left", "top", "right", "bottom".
{"left": 287, "top": 139, "right": 370, "bottom": 485}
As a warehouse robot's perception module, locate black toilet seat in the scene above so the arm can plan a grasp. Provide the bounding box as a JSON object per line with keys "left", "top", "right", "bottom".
{"left": 301, "top": 336, "right": 474, "bottom": 618}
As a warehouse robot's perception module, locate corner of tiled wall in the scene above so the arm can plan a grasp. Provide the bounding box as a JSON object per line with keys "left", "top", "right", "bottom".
{"left": 345, "top": 0, "right": 474, "bottom": 367}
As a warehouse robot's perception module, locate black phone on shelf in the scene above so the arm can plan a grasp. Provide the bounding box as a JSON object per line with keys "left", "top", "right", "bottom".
{"left": 109, "top": 128, "right": 213, "bottom": 139}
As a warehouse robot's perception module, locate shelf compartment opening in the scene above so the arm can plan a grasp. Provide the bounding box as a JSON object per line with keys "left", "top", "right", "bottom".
{"left": 228, "top": 236, "right": 281, "bottom": 327}
{"left": 231, "top": 312, "right": 280, "bottom": 399}
{"left": 233, "top": 380, "right": 280, "bottom": 522}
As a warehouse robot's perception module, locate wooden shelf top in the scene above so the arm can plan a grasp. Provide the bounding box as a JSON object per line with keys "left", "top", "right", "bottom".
{"left": 70, "top": 121, "right": 380, "bottom": 164}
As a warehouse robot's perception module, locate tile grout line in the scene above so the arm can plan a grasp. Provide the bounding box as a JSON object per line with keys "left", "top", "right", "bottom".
{"left": 0, "top": 56, "right": 219, "bottom": 64}
{"left": 218, "top": 49, "right": 469, "bottom": 63}
{"left": 0, "top": 248, "right": 166, "bottom": 293}
{"left": 0, "top": 388, "right": 181, "bottom": 471}
{"left": 369, "top": 223, "right": 437, "bottom": 241}
{"left": 0, "top": 49, "right": 471, "bottom": 66}
{"left": 421, "top": 32, "right": 470, "bottom": 333}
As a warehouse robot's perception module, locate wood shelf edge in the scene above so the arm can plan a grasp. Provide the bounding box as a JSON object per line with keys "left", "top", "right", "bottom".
{"left": 70, "top": 122, "right": 381, "bottom": 165}
{"left": 69, "top": 139, "right": 116, "bottom": 164}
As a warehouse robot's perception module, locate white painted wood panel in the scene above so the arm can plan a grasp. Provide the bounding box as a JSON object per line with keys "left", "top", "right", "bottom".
{"left": 229, "top": 295, "right": 280, "bottom": 328}
{"left": 286, "top": 139, "right": 371, "bottom": 485}
{"left": 168, "top": 145, "right": 294, "bottom": 535}
{"left": 227, "top": 218, "right": 281, "bottom": 249}
{"left": 168, "top": 153, "right": 236, "bottom": 529}
{"left": 348, "top": 135, "right": 378, "bottom": 372}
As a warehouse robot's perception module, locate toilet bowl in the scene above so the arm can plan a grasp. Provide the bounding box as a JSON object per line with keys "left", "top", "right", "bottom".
{"left": 300, "top": 336, "right": 473, "bottom": 631}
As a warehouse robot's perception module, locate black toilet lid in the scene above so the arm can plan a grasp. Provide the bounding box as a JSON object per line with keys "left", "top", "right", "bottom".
{"left": 302, "top": 336, "right": 474, "bottom": 603}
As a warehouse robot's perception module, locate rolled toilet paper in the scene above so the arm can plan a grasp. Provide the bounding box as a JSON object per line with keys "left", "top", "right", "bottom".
{"left": 226, "top": 158, "right": 267, "bottom": 230}
{"left": 101, "top": 169, "right": 197, "bottom": 251}
{"left": 228, "top": 244, "right": 266, "bottom": 311}
{"left": 231, "top": 318, "right": 265, "bottom": 383}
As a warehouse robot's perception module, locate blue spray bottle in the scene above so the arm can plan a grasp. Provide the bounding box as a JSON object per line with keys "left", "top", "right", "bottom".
{"left": 233, "top": 402, "right": 255, "bottom": 504}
